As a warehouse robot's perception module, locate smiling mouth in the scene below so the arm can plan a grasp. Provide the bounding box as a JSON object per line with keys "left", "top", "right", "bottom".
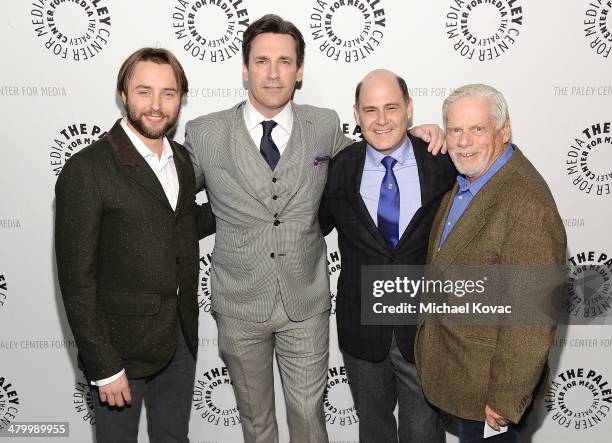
{"left": 146, "top": 113, "right": 165, "bottom": 120}
{"left": 374, "top": 129, "right": 392, "bottom": 134}
{"left": 458, "top": 152, "right": 476, "bottom": 158}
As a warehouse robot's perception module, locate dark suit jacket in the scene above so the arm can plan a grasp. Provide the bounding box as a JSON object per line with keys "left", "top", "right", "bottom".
{"left": 55, "top": 120, "right": 215, "bottom": 381}
{"left": 415, "top": 146, "right": 566, "bottom": 424}
{"left": 320, "top": 135, "right": 456, "bottom": 362}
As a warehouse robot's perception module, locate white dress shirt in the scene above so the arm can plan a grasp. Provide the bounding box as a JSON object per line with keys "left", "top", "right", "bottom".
{"left": 92, "top": 119, "right": 180, "bottom": 387}
{"left": 243, "top": 97, "right": 293, "bottom": 155}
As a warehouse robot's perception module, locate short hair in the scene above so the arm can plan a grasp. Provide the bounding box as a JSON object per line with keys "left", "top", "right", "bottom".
{"left": 354, "top": 74, "right": 410, "bottom": 105}
{"left": 116, "top": 47, "right": 188, "bottom": 99}
{"left": 443, "top": 83, "right": 509, "bottom": 129}
{"left": 242, "top": 14, "right": 305, "bottom": 68}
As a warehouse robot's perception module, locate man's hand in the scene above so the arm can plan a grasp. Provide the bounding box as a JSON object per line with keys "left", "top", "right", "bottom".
{"left": 98, "top": 373, "right": 132, "bottom": 408}
{"left": 409, "top": 124, "right": 447, "bottom": 155}
{"left": 485, "top": 404, "right": 508, "bottom": 431}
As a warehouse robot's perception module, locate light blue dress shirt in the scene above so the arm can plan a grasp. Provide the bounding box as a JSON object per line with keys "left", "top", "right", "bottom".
{"left": 360, "top": 138, "right": 421, "bottom": 239}
{"left": 438, "top": 144, "right": 514, "bottom": 248}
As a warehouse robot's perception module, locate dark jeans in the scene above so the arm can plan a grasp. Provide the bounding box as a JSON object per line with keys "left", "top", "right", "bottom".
{"left": 91, "top": 328, "right": 196, "bottom": 443}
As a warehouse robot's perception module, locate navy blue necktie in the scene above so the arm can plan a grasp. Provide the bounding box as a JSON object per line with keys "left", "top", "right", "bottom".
{"left": 377, "top": 156, "right": 400, "bottom": 249}
{"left": 260, "top": 120, "right": 280, "bottom": 170}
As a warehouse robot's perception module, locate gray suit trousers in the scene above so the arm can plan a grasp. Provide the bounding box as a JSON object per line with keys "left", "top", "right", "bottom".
{"left": 216, "top": 299, "right": 330, "bottom": 443}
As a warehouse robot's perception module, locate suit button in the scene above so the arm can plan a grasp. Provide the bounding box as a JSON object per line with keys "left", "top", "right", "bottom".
{"left": 273, "top": 220, "right": 280, "bottom": 226}
{"left": 270, "top": 253, "right": 275, "bottom": 258}
{"left": 272, "top": 177, "right": 277, "bottom": 183}
{"left": 272, "top": 195, "right": 278, "bottom": 200}
{"left": 176, "top": 257, "right": 180, "bottom": 264}
{"left": 274, "top": 213, "right": 278, "bottom": 218}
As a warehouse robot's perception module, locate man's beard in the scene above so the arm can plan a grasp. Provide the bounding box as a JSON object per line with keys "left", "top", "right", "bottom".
{"left": 126, "top": 103, "right": 178, "bottom": 140}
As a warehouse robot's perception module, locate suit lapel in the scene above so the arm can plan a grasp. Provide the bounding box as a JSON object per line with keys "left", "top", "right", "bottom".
{"left": 170, "top": 139, "right": 188, "bottom": 215}
{"left": 396, "top": 136, "right": 432, "bottom": 250}
{"left": 432, "top": 190, "right": 488, "bottom": 269}
{"left": 107, "top": 120, "right": 173, "bottom": 212}
{"left": 232, "top": 103, "right": 271, "bottom": 206}
{"left": 432, "top": 149, "right": 520, "bottom": 268}
{"left": 428, "top": 186, "right": 455, "bottom": 260}
{"left": 344, "top": 142, "right": 391, "bottom": 251}
{"left": 280, "top": 104, "right": 308, "bottom": 197}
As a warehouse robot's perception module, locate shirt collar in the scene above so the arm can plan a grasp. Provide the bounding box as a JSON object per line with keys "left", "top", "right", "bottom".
{"left": 243, "top": 97, "right": 294, "bottom": 135}
{"left": 365, "top": 136, "right": 415, "bottom": 168}
{"left": 457, "top": 144, "right": 514, "bottom": 195}
{"left": 120, "top": 118, "right": 173, "bottom": 161}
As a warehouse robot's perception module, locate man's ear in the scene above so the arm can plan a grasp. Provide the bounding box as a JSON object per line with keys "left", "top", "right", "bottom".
{"left": 296, "top": 63, "right": 304, "bottom": 83}
{"left": 501, "top": 119, "right": 511, "bottom": 144}
{"left": 405, "top": 97, "right": 414, "bottom": 121}
{"left": 353, "top": 104, "right": 361, "bottom": 127}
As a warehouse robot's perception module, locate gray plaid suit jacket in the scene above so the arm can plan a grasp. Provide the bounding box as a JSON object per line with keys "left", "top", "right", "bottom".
{"left": 184, "top": 101, "right": 351, "bottom": 322}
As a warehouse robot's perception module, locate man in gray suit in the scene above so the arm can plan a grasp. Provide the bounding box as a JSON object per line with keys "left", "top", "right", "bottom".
{"left": 184, "top": 14, "right": 443, "bottom": 443}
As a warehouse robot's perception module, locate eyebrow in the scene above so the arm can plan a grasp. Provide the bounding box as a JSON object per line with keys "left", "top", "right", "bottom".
{"left": 134, "top": 85, "right": 178, "bottom": 92}
{"left": 253, "top": 55, "right": 294, "bottom": 61}
{"left": 360, "top": 102, "right": 401, "bottom": 109}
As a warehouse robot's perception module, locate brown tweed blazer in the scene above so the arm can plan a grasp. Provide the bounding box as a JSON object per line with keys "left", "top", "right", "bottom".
{"left": 415, "top": 146, "right": 566, "bottom": 424}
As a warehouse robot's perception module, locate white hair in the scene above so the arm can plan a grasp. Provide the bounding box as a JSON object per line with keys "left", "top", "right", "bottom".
{"left": 443, "top": 83, "right": 509, "bottom": 130}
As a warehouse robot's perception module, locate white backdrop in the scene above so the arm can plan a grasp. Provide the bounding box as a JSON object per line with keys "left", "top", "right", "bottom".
{"left": 1, "top": 1, "right": 611, "bottom": 442}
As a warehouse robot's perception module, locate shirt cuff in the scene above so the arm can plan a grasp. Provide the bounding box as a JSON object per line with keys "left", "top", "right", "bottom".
{"left": 90, "top": 369, "right": 125, "bottom": 386}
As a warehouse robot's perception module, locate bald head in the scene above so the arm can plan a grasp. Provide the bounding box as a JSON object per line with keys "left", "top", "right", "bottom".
{"left": 355, "top": 69, "right": 409, "bottom": 105}
{"left": 353, "top": 69, "right": 413, "bottom": 155}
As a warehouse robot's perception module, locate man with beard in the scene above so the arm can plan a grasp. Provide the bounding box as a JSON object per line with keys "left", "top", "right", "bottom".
{"left": 55, "top": 47, "right": 215, "bottom": 442}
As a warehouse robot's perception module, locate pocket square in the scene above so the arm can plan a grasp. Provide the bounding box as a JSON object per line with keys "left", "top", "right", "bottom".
{"left": 314, "top": 155, "right": 330, "bottom": 166}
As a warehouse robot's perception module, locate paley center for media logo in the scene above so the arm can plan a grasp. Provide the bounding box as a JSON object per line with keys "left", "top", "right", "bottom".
{"left": 445, "top": 0, "right": 523, "bottom": 61}
{"left": 73, "top": 373, "right": 95, "bottom": 426}
{"left": 583, "top": 1, "right": 612, "bottom": 58}
{"left": 0, "top": 376, "right": 20, "bottom": 430}
{"left": 545, "top": 367, "right": 612, "bottom": 430}
{"left": 566, "top": 122, "right": 612, "bottom": 196}
{"left": 198, "top": 252, "right": 212, "bottom": 314}
{"left": 310, "top": 0, "right": 386, "bottom": 63}
{"left": 192, "top": 366, "right": 240, "bottom": 427}
{"left": 30, "top": 0, "right": 111, "bottom": 61}
{"left": 566, "top": 251, "right": 611, "bottom": 321}
{"left": 0, "top": 275, "right": 7, "bottom": 309}
{"left": 327, "top": 249, "right": 341, "bottom": 315}
{"left": 323, "top": 366, "right": 358, "bottom": 427}
{"left": 171, "top": 0, "right": 250, "bottom": 63}
{"left": 49, "top": 123, "right": 105, "bottom": 177}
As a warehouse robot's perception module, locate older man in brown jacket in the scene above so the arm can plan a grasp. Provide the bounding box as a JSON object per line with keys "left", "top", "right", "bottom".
{"left": 415, "top": 84, "right": 566, "bottom": 442}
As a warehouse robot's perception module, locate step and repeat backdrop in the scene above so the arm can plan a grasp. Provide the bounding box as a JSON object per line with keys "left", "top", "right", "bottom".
{"left": 1, "top": 1, "right": 611, "bottom": 442}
